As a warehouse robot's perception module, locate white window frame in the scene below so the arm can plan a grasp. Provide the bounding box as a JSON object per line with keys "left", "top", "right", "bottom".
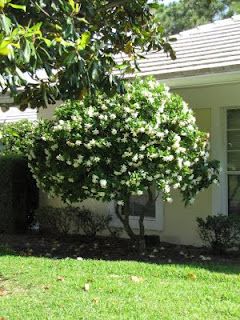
{"left": 107, "top": 192, "right": 164, "bottom": 231}
{"left": 224, "top": 107, "right": 240, "bottom": 215}
{"left": 211, "top": 106, "right": 240, "bottom": 216}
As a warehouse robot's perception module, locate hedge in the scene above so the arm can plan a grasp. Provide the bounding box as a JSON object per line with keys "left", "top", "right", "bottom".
{"left": 0, "top": 155, "right": 38, "bottom": 233}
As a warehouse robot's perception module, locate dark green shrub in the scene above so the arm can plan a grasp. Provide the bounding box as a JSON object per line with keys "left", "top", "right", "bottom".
{"left": 36, "top": 206, "right": 112, "bottom": 237}
{"left": 197, "top": 215, "right": 240, "bottom": 253}
{"left": 77, "top": 208, "right": 112, "bottom": 237}
{"left": 0, "top": 120, "right": 35, "bottom": 155}
{"left": 36, "top": 206, "right": 76, "bottom": 235}
{"left": 0, "top": 155, "right": 39, "bottom": 233}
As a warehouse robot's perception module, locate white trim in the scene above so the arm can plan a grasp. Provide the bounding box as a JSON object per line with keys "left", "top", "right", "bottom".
{"left": 212, "top": 106, "right": 240, "bottom": 216}
{"left": 211, "top": 107, "right": 228, "bottom": 215}
{"left": 224, "top": 107, "right": 240, "bottom": 215}
{"left": 108, "top": 193, "right": 164, "bottom": 232}
{"left": 157, "top": 70, "right": 240, "bottom": 89}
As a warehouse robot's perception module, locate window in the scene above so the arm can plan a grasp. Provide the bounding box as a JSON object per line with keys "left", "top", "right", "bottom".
{"left": 129, "top": 186, "right": 156, "bottom": 218}
{"left": 227, "top": 109, "right": 240, "bottom": 215}
{"left": 109, "top": 186, "right": 163, "bottom": 231}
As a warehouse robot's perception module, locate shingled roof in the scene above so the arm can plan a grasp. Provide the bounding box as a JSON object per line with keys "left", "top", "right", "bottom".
{"left": 119, "top": 15, "right": 240, "bottom": 80}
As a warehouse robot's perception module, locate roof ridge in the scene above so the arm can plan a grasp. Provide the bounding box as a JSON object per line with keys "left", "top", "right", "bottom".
{"left": 178, "top": 14, "right": 240, "bottom": 37}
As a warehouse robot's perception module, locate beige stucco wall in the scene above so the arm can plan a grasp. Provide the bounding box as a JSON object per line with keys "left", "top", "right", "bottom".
{"left": 161, "top": 108, "right": 212, "bottom": 246}
{"left": 174, "top": 82, "right": 240, "bottom": 108}
{"left": 38, "top": 82, "right": 240, "bottom": 246}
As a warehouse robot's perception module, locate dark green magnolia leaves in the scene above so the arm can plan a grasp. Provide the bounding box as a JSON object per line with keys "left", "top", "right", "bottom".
{"left": 0, "top": 0, "right": 175, "bottom": 109}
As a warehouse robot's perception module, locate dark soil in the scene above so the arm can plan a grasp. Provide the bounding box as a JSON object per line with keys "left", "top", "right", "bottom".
{"left": 0, "top": 233, "right": 240, "bottom": 265}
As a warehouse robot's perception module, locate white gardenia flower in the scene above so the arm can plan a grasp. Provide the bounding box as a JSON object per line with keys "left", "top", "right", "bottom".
{"left": 93, "top": 156, "right": 100, "bottom": 163}
{"left": 111, "top": 128, "right": 117, "bottom": 135}
{"left": 173, "top": 183, "right": 180, "bottom": 189}
{"left": 163, "top": 155, "right": 174, "bottom": 162}
{"left": 189, "top": 198, "right": 195, "bottom": 204}
{"left": 88, "top": 106, "right": 95, "bottom": 117}
{"left": 56, "top": 154, "right": 64, "bottom": 161}
{"left": 164, "top": 185, "right": 171, "bottom": 193}
{"left": 85, "top": 143, "right": 92, "bottom": 150}
{"left": 140, "top": 145, "right": 146, "bottom": 151}
{"left": 105, "top": 142, "right": 112, "bottom": 147}
{"left": 86, "top": 160, "right": 92, "bottom": 167}
{"left": 156, "top": 132, "right": 164, "bottom": 139}
{"left": 85, "top": 124, "right": 93, "bottom": 131}
{"left": 184, "top": 161, "right": 191, "bottom": 167}
{"left": 109, "top": 114, "right": 116, "bottom": 120}
{"left": 75, "top": 140, "right": 82, "bottom": 146}
{"left": 93, "top": 129, "right": 99, "bottom": 135}
{"left": 124, "top": 106, "right": 131, "bottom": 113}
{"left": 100, "top": 179, "right": 107, "bottom": 188}
{"left": 51, "top": 144, "right": 58, "bottom": 150}
{"left": 117, "top": 200, "right": 124, "bottom": 206}
{"left": 77, "top": 155, "right": 83, "bottom": 163}
{"left": 132, "top": 154, "right": 138, "bottom": 162}
{"left": 147, "top": 176, "right": 153, "bottom": 181}
{"left": 178, "top": 158, "right": 183, "bottom": 168}
{"left": 101, "top": 104, "right": 108, "bottom": 110}
{"left": 98, "top": 192, "right": 105, "bottom": 197}
{"left": 166, "top": 197, "right": 173, "bottom": 203}
{"left": 121, "top": 165, "right": 127, "bottom": 172}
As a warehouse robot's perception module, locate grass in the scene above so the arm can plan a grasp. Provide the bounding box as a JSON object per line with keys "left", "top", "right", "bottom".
{"left": 0, "top": 252, "right": 240, "bottom": 319}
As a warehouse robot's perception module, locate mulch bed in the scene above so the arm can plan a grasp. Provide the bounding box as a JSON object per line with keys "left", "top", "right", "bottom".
{"left": 0, "top": 233, "right": 239, "bottom": 265}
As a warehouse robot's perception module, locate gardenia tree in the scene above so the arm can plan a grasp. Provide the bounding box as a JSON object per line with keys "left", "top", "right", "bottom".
{"left": 27, "top": 78, "right": 219, "bottom": 243}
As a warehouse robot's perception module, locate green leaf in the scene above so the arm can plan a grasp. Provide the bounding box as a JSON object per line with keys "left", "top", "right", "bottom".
{"left": 8, "top": 3, "right": 26, "bottom": 11}
{"left": 15, "top": 67, "right": 26, "bottom": 82}
{"left": 76, "top": 31, "right": 91, "bottom": 51}
{"left": 23, "top": 40, "right": 31, "bottom": 63}
{"left": 0, "top": 40, "right": 12, "bottom": 56}
{"left": 42, "top": 38, "right": 52, "bottom": 47}
{"left": 0, "top": 14, "right": 11, "bottom": 34}
{"left": 0, "top": 0, "right": 6, "bottom": 10}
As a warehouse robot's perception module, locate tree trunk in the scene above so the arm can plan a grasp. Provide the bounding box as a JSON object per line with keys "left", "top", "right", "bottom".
{"left": 115, "top": 198, "right": 136, "bottom": 240}
{"left": 138, "top": 210, "right": 146, "bottom": 252}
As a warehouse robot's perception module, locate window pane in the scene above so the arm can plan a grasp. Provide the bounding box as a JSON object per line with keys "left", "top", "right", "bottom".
{"left": 227, "top": 130, "right": 240, "bottom": 150}
{"left": 227, "top": 110, "right": 240, "bottom": 129}
{"left": 130, "top": 189, "right": 156, "bottom": 218}
{"left": 228, "top": 151, "right": 240, "bottom": 171}
{"left": 228, "top": 175, "right": 240, "bottom": 215}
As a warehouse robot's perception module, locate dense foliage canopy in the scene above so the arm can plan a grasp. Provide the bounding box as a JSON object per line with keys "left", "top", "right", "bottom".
{"left": 0, "top": 0, "right": 175, "bottom": 109}
{"left": 0, "top": 119, "right": 35, "bottom": 155}
{"left": 27, "top": 78, "right": 219, "bottom": 208}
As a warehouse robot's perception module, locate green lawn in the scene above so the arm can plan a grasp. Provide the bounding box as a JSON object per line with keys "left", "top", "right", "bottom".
{"left": 0, "top": 252, "right": 240, "bottom": 320}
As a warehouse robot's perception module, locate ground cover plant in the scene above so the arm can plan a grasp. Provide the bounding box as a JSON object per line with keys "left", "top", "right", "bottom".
{"left": 0, "top": 247, "right": 240, "bottom": 320}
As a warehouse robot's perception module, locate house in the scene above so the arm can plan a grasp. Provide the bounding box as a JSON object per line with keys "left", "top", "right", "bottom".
{"left": 0, "top": 94, "right": 37, "bottom": 123}
{"left": 2, "top": 16, "right": 240, "bottom": 246}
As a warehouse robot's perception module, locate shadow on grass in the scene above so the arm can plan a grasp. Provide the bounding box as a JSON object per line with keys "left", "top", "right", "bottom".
{"left": 0, "top": 233, "right": 240, "bottom": 275}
